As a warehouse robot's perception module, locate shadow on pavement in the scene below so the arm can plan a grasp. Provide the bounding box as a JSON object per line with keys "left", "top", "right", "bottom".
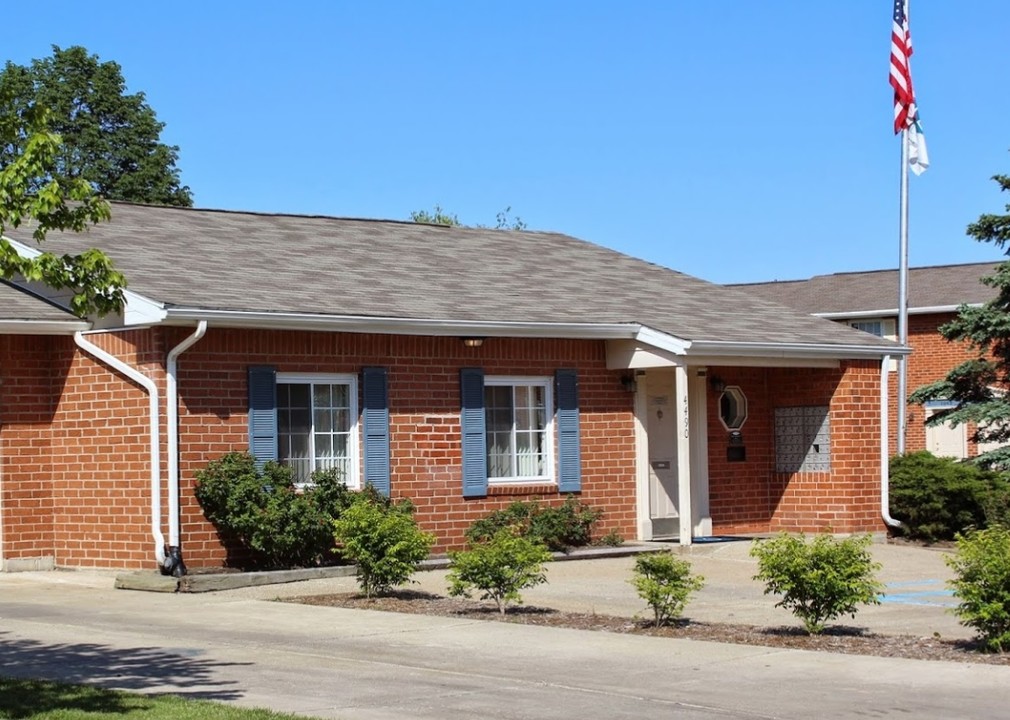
{"left": 0, "top": 631, "right": 249, "bottom": 701}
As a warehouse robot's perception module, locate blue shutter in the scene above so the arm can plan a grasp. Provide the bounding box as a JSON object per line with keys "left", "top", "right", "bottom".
{"left": 362, "top": 367, "right": 391, "bottom": 496}
{"left": 248, "top": 366, "right": 278, "bottom": 468}
{"left": 555, "top": 369, "right": 581, "bottom": 493}
{"left": 460, "top": 367, "right": 488, "bottom": 497}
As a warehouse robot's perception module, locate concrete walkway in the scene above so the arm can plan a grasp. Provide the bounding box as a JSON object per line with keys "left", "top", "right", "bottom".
{"left": 0, "top": 540, "right": 1005, "bottom": 720}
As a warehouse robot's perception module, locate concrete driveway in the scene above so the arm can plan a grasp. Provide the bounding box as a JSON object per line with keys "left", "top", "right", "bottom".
{"left": 1, "top": 540, "right": 1006, "bottom": 720}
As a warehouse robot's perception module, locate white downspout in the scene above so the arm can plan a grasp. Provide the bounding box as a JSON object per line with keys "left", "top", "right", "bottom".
{"left": 166, "top": 322, "right": 207, "bottom": 554}
{"left": 74, "top": 331, "right": 166, "bottom": 565}
{"left": 881, "top": 354, "right": 902, "bottom": 528}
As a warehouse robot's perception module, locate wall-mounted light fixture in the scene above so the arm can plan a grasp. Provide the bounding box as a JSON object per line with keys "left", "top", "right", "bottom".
{"left": 620, "top": 374, "right": 637, "bottom": 392}
{"left": 461, "top": 337, "right": 485, "bottom": 348}
{"left": 709, "top": 375, "right": 726, "bottom": 393}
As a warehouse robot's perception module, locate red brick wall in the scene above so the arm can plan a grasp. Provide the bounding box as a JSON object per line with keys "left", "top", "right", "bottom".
{"left": 896, "top": 312, "right": 982, "bottom": 455}
{"left": 709, "top": 361, "right": 885, "bottom": 536}
{"left": 45, "top": 331, "right": 165, "bottom": 568}
{"left": 3, "top": 326, "right": 893, "bottom": 571}
{"left": 175, "top": 329, "right": 638, "bottom": 567}
{"left": 0, "top": 335, "right": 58, "bottom": 563}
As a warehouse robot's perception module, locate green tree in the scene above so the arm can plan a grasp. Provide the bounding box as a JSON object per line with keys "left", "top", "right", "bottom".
{"left": 909, "top": 158, "right": 1010, "bottom": 469}
{"left": 0, "top": 45, "right": 192, "bottom": 207}
{"left": 409, "top": 204, "right": 461, "bottom": 226}
{"left": 409, "top": 205, "right": 526, "bottom": 230}
{"left": 0, "top": 92, "right": 125, "bottom": 317}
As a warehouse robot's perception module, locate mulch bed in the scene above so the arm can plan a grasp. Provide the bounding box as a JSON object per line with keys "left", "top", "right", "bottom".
{"left": 283, "top": 589, "right": 1008, "bottom": 665}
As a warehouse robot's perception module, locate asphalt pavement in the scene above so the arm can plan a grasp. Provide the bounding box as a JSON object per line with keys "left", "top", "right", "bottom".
{"left": 1, "top": 539, "right": 1006, "bottom": 720}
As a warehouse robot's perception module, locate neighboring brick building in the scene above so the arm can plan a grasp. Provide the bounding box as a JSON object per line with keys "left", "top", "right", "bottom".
{"left": 1, "top": 203, "right": 903, "bottom": 572}
{"left": 733, "top": 262, "right": 1001, "bottom": 459}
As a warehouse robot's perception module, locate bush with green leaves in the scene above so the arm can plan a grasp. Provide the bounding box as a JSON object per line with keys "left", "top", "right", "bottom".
{"left": 447, "top": 529, "right": 552, "bottom": 614}
{"left": 946, "top": 526, "right": 1010, "bottom": 652}
{"left": 464, "top": 496, "right": 601, "bottom": 552}
{"left": 750, "top": 533, "right": 884, "bottom": 634}
{"left": 195, "top": 452, "right": 355, "bottom": 569}
{"left": 889, "top": 451, "right": 1009, "bottom": 542}
{"left": 332, "top": 493, "right": 435, "bottom": 598}
{"left": 631, "top": 552, "right": 705, "bottom": 627}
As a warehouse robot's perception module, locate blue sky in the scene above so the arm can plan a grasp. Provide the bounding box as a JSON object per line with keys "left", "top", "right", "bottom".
{"left": 5, "top": 1, "right": 1008, "bottom": 284}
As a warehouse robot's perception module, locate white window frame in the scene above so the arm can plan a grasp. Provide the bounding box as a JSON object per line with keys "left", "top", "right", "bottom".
{"left": 276, "top": 372, "right": 360, "bottom": 488}
{"left": 717, "top": 385, "right": 748, "bottom": 431}
{"left": 484, "top": 375, "right": 555, "bottom": 484}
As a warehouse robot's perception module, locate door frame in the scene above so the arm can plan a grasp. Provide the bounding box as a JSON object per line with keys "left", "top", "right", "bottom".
{"left": 634, "top": 366, "right": 712, "bottom": 543}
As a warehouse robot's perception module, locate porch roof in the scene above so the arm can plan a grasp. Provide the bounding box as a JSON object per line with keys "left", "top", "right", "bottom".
{"left": 6, "top": 203, "right": 901, "bottom": 356}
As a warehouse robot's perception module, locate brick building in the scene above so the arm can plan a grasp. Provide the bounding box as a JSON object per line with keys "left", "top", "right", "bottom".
{"left": 1, "top": 203, "right": 903, "bottom": 572}
{"left": 733, "top": 262, "right": 1001, "bottom": 459}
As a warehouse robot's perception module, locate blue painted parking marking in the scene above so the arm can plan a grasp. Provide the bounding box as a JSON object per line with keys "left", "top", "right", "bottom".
{"left": 879, "top": 579, "right": 956, "bottom": 607}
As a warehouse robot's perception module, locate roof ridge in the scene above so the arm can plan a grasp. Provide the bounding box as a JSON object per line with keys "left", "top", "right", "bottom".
{"left": 105, "top": 201, "right": 568, "bottom": 237}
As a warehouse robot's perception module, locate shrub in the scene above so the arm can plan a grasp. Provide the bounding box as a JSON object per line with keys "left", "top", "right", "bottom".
{"left": 195, "top": 452, "right": 355, "bottom": 569}
{"left": 750, "top": 533, "right": 884, "bottom": 635}
{"left": 889, "top": 451, "right": 1009, "bottom": 542}
{"left": 447, "top": 529, "right": 552, "bottom": 614}
{"left": 464, "top": 496, "right": 601, "bottom": 552}
{"left": 630, "top": 552, "right": 704, "bottom": 627}
{"left": 332, "top": 493, "right": 434, "bottom": 598}
{"left": 946, "top": 526, "right": 1010, "bottom": 652}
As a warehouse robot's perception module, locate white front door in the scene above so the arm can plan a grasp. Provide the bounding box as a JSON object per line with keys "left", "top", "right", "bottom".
{"left": 646, "top": 371, "right": 679, "bottom": 538}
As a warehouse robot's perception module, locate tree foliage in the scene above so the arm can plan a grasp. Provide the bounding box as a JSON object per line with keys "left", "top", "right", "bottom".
{"left": 909, "top": 159, "right": 1010, "bottom": 469}
{"left": 0, "top": 45, "right": 191, "bottom": 207}
{"left": 410, "top": 204, "right": 527, "bottom": 230}
{"left": 0, "top": 90, "right": 125, "bottom": 316}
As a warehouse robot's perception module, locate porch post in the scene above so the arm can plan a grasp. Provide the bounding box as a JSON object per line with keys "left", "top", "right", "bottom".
{"left": 675, "top": 365, "right": 693, "bottom": 545}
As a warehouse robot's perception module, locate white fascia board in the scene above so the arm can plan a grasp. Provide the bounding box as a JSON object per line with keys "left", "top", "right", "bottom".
{"left": 633, "top": 326, "right": 691, "bottom": 355}
{"left": 687, "top": 340, "right": 912, "bottom": 359}
{"left": 0, "top": 319, "right": 90, "bottom": 334}
{"left": 164, "top": 308, "right": 642, "bottom": 339}
{"left": 89, "top": 288, "right": 166, "bottom": 328}
{"left": 816, "top": 304, "right": 982, "bottom": 320}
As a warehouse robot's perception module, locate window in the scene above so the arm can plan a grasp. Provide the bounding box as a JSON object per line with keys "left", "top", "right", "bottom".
{"left": 460, "top": 368, "right": 579, "bottom": 497}
{"left": 848, "top": 318, "right": 897, "bottom": 339}
{"left": 484, "top": 377, "right": 553, "bottom": 482}
{"left": 718, "top": 386, "right": 748, "bottom": 430}
{"left": 276, "top": 373, "right": 359, "bottom": 486}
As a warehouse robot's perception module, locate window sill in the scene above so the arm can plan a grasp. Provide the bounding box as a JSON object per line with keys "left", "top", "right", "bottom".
{"left": 487, "top": 483, "right": 559, "bottom": 497}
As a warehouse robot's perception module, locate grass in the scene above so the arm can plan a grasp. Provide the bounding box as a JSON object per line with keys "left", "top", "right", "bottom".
{"left": 0, "top": 676, "right": 313, "bottom": 720}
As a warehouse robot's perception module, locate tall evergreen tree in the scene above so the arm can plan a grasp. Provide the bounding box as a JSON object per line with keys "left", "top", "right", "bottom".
{"left": 910, "top": 159, "right": 1010, "bottom": 468}
{"left": 0, "top": 45, "right": 192, "bottom": 206}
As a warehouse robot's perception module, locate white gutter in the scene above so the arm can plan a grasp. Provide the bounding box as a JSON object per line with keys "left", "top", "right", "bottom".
{"left": 166, "top": 322, "right": 207, "bottom": 551}
{"left": 880, "top": 353, "right": 902, "bottom": 529}
{"left": 74, "top": 331, "right": 166, "bottom": 564}
{"left": 816, "top": 304, "right": 984, "bottom": 320}
{"left": 688, "top": 340, "right": 911, "bottom": 360}
{"left": 0, "top": 320, "right": 90, "bottom": 334}
{"left": 165, "top": 309, "right": 642, "bottom": 339}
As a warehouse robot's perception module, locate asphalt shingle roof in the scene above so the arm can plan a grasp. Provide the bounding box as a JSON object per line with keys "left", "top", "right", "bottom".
{"left": 0, "top": 281, "right": 81, "bottom": 322}
{"left": 9, "top": 202, "right": 895, "bottom": 350}
{"left": 731, "top": 263, "right": 1001, "bottom": 316}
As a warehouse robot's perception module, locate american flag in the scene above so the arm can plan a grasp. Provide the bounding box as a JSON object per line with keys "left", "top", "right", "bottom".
{"left": 889, "top": 0, "right": 917, "bottom": 133}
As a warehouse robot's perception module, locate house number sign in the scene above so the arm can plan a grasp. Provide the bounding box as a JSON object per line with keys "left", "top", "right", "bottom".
{"left": 682, "top": 393, "right": 689, "bottom": 438}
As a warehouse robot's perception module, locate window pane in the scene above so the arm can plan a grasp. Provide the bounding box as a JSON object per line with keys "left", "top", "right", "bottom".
{"left": 313, "top": 384, "right": 332, "bottom": 407}
{"left": 314, "top": 408, "right": 335, "bottom": 433}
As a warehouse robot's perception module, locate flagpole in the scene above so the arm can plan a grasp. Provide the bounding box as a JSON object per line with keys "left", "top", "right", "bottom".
{"left": 897, "top": 127, "right": 910, "bottom": 455}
